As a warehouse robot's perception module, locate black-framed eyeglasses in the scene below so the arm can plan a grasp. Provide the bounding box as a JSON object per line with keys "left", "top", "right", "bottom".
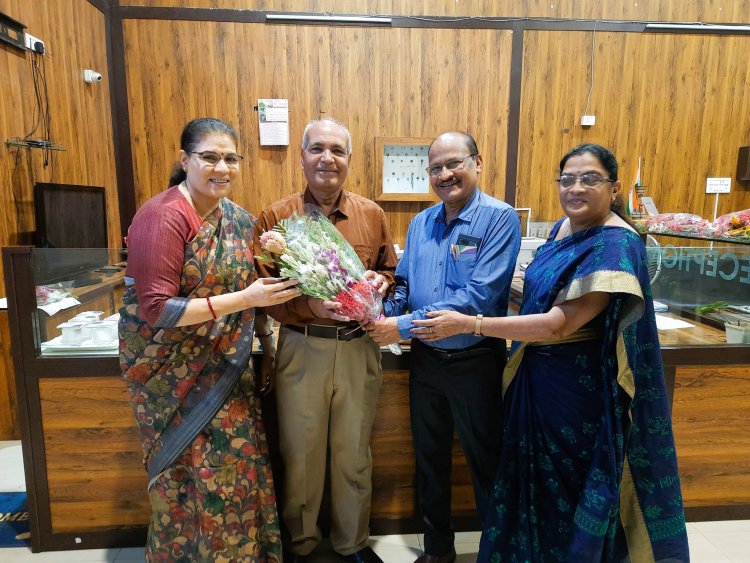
{"left": 555, "top": 172, "right": 613, "bottom": 189}
{"left": 425, "top": 154, "right": 478, "bottom": 177}
{"left": 189, "top": 151, "right": 244, "bottom": 168}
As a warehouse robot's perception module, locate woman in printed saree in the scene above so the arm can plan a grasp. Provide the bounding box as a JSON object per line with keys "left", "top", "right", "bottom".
{"left": 120, "top": 118, "right": 301, "bottom": 562}
{"left": 412, "top": 144, "right": 690, "bottom": 562}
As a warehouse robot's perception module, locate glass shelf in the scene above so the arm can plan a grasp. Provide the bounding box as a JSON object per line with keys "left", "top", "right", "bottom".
{"left": 32, "top": 248, "right": 126, "bottom": 357}
{"left": 638, "top": 227, "right": 750, "bottom": 246}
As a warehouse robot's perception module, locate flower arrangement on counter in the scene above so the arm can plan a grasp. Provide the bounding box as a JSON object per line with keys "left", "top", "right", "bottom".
{"left": 258, "top": 207, "right": 401, "bottom": 354}
{"left": 635, "top": 208, "right": 750, "bottom": 240}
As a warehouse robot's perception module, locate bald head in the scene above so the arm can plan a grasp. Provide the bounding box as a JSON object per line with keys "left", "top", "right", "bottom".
{"left": 429, "top": 132, "right": 478, "bottom": 159}
{"left": 301, "top": 118, "right": 352, "bottom": 155}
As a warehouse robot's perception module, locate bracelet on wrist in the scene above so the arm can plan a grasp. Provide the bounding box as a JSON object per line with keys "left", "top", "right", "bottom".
{"left": 206, "top": 296, "right": 217, "bottom": 320}
{"left": 256, "top": 331, "right": 274, "bottom": 338}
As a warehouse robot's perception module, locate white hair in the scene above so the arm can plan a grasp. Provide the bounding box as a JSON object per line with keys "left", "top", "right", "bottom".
{"left": 301, "top": 117, "right": 352, "bottom": 155}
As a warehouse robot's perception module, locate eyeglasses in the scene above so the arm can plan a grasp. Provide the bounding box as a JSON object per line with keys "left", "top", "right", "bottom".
{"left": 555, "top": 173, "right": 613, "bottom": 189}
{"left": 189, "top": 151, "right": 244, "bottom": 168}
{"left": 425, "top": 154, "right": 478, "bottom": 177}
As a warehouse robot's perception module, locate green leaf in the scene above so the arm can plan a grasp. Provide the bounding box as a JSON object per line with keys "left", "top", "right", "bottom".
{"left": 694, "top": 300, "right": 729, "bottom": 315}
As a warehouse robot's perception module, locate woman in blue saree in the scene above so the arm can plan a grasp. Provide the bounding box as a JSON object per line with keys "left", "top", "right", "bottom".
{"left": 413, "top": 144, "right": 689, "bottom": 562}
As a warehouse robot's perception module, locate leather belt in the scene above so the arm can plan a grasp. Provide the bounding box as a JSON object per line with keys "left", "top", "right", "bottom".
{"left": 415, "top": 338, "right": 494, "bottom": 361}
{"left": 286, "top": 323, "right": 365, "bottom": 341}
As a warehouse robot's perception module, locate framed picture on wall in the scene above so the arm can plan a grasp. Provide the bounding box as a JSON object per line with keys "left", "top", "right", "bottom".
{"left": 375, "top": 137, "right": 439, "bottom": 202}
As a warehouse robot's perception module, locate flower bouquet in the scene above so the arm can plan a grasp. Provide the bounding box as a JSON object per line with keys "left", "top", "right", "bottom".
{"left": 258, "top": 206, "right": 401, "bottom": 354}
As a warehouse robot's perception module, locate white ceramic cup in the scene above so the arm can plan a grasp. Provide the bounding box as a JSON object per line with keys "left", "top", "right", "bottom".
{"left": 57, "top": 322, "right": 84, "bottom": 346}
{"left": 79, "top": 323, "right": 93, "bottom": 341}
{"left": 89, "top": 322, "right": 113, "bottom": 345}
{"left": 101, "top": 321, "right": 118, "bottom": 342}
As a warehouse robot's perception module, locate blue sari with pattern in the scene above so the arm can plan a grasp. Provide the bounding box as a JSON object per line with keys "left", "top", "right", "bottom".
{"left": 478, "top": 223, "right": 689, "bottom": 562}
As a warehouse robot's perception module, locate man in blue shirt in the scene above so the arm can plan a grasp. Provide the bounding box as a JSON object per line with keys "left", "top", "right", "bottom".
{"left": 367, "top": 131, "right": 521, "bottom": 563}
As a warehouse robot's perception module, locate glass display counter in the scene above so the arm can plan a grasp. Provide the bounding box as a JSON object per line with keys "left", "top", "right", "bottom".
{"left": 2, "top": 246, "right": 141, "bottom": 553}
{"left": 30, "top": 248, "right": 126, "bottom": 357}
{"left": 647, "top": 234, "right": 750, "bottom": 344}
{"left": 1, "top": 246, "right": 469, "bottom": 552}
{"left": 4, "top": 239, "right": 749, "bottom": 554}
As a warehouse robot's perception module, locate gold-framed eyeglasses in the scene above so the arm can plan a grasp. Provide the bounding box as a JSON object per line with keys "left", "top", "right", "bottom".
{"left": 189, "top": 151, "right": 244, "bottom": 168}
{"left": 556, "top": 172, "right": 613, "bottom": 189}
{"left": 425, "top": 154, "right": 478, "bottom": 177}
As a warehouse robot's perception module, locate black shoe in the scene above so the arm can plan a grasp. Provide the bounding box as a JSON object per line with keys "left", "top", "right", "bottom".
{"left": 414, "top": 546, "right": 457, "bottom": 563}
{"left": 338, "top": 546, "right": 384, "bottom": 563}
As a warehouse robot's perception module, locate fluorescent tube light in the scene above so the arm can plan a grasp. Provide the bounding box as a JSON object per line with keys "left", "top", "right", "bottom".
{"left": 266, "top": 14, "right": 392, "bottom": 25}
{"left": 645, "top": 23, "right": 750, "bottom": 34}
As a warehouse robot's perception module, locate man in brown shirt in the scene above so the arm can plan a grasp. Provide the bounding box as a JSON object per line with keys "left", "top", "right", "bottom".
{"left": 254, "top": 118, "right": 397, "bottom": 563}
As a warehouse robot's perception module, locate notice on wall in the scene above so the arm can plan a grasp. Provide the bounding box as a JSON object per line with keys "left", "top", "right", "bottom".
{"left": 705, "top": 177, "right": 731, "bottom": 194}
{"left": 258, "top": 99, "right": 289, "bottom": 146}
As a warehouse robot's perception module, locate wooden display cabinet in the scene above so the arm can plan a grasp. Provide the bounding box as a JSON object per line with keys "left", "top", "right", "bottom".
{"left": 1, "top": 246, "right": 479, "bottom": 552}
{"left": 5, "top": 236, "right": 749, "bottom": 553}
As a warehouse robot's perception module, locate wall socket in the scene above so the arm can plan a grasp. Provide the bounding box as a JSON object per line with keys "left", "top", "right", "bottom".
{"left": 24, "top": 32, "right": 45, "bottom": 54}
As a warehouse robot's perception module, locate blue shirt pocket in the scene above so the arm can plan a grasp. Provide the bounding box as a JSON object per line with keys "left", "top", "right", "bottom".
{"left": 446, "top": 252, "right": 478, "bottom": 289}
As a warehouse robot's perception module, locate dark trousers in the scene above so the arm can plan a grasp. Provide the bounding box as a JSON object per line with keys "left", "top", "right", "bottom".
{"left": 409, "top": 338, "right": 505, "bottom": 556}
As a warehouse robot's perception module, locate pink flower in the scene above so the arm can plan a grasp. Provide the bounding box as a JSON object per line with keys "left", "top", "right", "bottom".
{"left": 260, "top": 230, "right": 287, "bottom": 254}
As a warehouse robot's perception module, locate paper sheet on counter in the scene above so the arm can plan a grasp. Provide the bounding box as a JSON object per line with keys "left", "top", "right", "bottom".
{"left": 38, "top": 296, "right": 81, "bottom": 316}
{"left": 655, "top": 314, "right": 695, "bottom": 330}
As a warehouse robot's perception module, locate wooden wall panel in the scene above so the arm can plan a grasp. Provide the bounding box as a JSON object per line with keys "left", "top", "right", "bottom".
{"left": 118, "top": 0, "right": 750, "bottom": 25}
{"left": 0, "top": 0, "right": 120, "bottom": 295}
{"left": 39, "top": 376, "right": 149, "bottom": 532}
{"left": 516, "top": 30, "right": 750, "bottom": 223}
{"left": 671, "top": 365, "right": 750, "bottom": 508}
{"left": 123, "top": 21, "right": 512, "bottom": 246}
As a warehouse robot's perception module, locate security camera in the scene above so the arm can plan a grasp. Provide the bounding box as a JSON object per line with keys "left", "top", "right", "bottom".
{"left": 83, "top": 69, "right": 102, "bottom": 84}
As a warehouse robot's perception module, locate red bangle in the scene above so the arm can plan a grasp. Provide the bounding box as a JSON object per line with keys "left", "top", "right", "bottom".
{"left": 206, "top": 296, "right": 217, "bottom": 319}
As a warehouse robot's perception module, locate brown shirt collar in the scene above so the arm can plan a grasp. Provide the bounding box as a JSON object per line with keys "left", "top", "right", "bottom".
{"left": 303, "top": 187, "right": 349, "bottom": 220}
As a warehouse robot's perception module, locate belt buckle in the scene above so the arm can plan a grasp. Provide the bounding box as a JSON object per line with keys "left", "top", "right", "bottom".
{"left": 429, "top": 346, "right": 451, "bottom": 360}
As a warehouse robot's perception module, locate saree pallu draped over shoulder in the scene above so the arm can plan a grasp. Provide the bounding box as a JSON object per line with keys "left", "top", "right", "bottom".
{"left": 479, "top": 224, "right": 689, "bottom": 563}
{"left": 120, "top": 198, "right": 282, "bottom": 562}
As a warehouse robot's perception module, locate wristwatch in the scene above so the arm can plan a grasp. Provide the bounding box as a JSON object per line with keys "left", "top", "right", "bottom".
{"left": 473, "top": 314, "right": 483, "bottom": 336}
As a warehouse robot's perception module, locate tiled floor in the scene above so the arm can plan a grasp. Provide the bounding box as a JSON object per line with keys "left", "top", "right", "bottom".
{"left": 2, "top": 441, "right": 749, "bottom": 562}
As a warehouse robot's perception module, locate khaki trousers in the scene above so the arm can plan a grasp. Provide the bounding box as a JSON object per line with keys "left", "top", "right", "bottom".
{"left": 274, "top": 326, "right": 382, "bottom": 556}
